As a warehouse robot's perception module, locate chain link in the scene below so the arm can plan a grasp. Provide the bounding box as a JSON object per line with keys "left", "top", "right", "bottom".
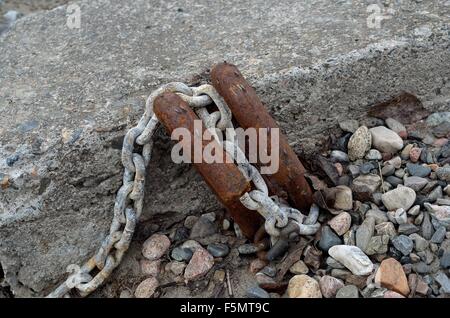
{"left": 47, "top": 82, "right": 317, "bottom": 298}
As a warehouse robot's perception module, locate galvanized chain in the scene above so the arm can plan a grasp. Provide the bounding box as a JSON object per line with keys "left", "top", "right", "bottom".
{"left": 47, "top": 83, "right": 210, "bottom": 298}
{"left": 47, "top": 82, "right": 317, "bottom": 298}
{"left": 186, "top": 85, "right": 320, "bottom": 245}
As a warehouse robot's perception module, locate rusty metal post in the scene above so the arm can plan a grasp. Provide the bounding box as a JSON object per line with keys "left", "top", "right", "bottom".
{"left": 210, "top": 62, "right": 314, "bottom": 211}
{"left": 153, "top": 92, "right": 264, "bottom": 239}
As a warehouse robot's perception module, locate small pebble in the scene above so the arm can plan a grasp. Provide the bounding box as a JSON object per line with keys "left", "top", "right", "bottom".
{"left": 184, "top": 247, "right": 214, "bottom": 281}
{"left": 330, "top": 150, "right": 349, "bottom": 163}
{"left": 431, "top": 226, "right": 446, "bottom": 244}
{"left": 184, "top": 215, "right": 198, "bottom": 229}
{"left": 290, "top": 260, "right": 309, "bottom": 275}
{"left": 222, "top": 219, "right": 231, "bottom": 231}
{"left": 406, "top": 163, "right": 431, "bottom": 178}
{"left": 247, "top": 286, "right": 270, "bottom": 298}
{"left": 142, "top": 234, "right": 171, "bottom": 261}
{"left": 171, "top": 247, "right": 193, "bottom": 262}
{"left": 409, "top": 147, "right": 422, "bottom": 163}
{"left": 134, "top": 277, "right": 159, "bottom": 298}
{"left": 207, "top": 243, "right": 230, "bottom": 258}
{"left": 365, "top": 149, "right": 382, "bottom": 160}
{"left": 339, "top": 119, "right": 360, "bottom": 133}
{"left": 336, "top": 285, "right": 359, "bottom": 298}
{"left": 392, "top": 235, "right": 414, "bottom": 255}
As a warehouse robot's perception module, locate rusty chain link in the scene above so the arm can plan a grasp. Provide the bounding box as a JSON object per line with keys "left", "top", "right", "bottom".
{"left": 47, "top": 83, "right": 317, "bottom": 298}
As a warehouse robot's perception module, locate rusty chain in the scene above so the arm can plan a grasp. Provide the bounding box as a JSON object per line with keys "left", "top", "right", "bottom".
{"left": 47, "top": 83, "right": 317, "bottom": 298}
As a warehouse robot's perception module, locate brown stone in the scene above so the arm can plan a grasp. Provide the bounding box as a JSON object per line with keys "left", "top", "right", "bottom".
{"left": 142, "top": 234, "right": 171, "bottom": 260}
{"left": 249, "top": 258, "right": 268, "bottom": 273}
{"left": 415, "top": 277, "right": 430, "bottom": 296}
{"left": 134, "top": 277, "right": 159, "bottom": 298}
{"left": 287, "top": 275, "right": 322, "bottom": 298}
{"left": 409, "top": 147, "right": 421, "bottom": 163}
{"left": 375, "top": 258, "right": 410, "bottom": 296}
{"left": 345, "top": 274, "right": 368, "bottom": 290}
{"left": 319, "top": 275, "right": 344, "bottom": 298}
{"left": 328, "top": 212, "right": 352, "bottom": 236}
{"left": 184, "top": 247, "right": 214, "bottom": 281}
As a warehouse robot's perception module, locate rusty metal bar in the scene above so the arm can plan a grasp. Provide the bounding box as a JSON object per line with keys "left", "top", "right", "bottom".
{"left": 210, "top": 62, "right": 314, "bottom": 211}
{"left": 153, "top": 92, "right": 264, "bottom": 239}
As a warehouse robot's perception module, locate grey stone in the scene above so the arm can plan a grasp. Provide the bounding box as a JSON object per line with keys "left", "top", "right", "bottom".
{"left": 431, "top": 226, "right": 446, "bottom": 244}
{"left": 336, "top": 285, "right": 359, "bottom": 298}
{"left": 394, "top": 208, "right": 408, "bottom": 225}
{"left": 426, "top": 112, "right": 450, "bottom": 127}
{"left": 201, "top": 212, "right": 216, "bottom": 222}
{"left": 384, "top": 157, "right": 402, "bottom": 169}
{"left": 365, "top": 209, "right": 388, "bottom": 224}
{"left": 381, "top": 164, "right": 395, "bottom": 176}
{"left": 375, "top": 222, "right": 396, "bottom": 239}
{"left": 436, "top": 167, "right": 450, "bottom": 182}
{"left": 331, "top": 269, "right": 352, "bottom": 281}
{"left": 404, "top": 176, "right": 428, "bottom": 192}
{"left": 1, "top": 0, "right": 449, "bottom": 297}
{"left": 328, "top": 245, "right": 373, "bottom": 276}
{"left": 395, "top": 169, "right": 406, "bottom": 178}
{"left": 385, "top": 118, "right": 406, "bottom": 136}
{"left": 406, "top": 163, "right": 432, "bottom": 177}
{"left": 356, "top": 217, "right": 375, "bottom": 252}
{"left": 247, "top": 286, "right": 270, "bottom": 298}
{"left": 190, "top": 217, "right": 218, "bottom": 239}
{"left": 381, "top": 186, "right": 416, "bottom": 211}
{"left": 238, "top": 244, "right": 259, "bottom": 255}
{"left": 408, "top": 205, "right": 421, "bottom": 216}
{"left": 360, "top": 162, "right": 376, "bottom": 175}
{"left": 436, "top": 198, "right": 450, "bottom": 206}
{"left": 318, "top": 226, "right": 342, "bottom": 252}
{"left": 326, "top": 257, "right": 345, "bottom": 269}
{"left": 412, "top": 262, "right": 432, "bottom": 274}
{"left": 347, "top": 165, "right": 360, "bottom": 178}
{"left": 207, "top": 243, "right": 229, "bottom": 258}
{"left": 421, "top": 212, "right": 435, "bottom": 240}
{"left": 391, "top": 235, "right": 414, "bottom": 256}
{"left": 441, "top": 253, "right": 450, "bottom": 269}
{"left": 425, "top": 204, "right": 450, "bottom": 230}
{"left": 171, "top": 247, "right": 193, "bottom": 262}
{"left": 184, "top": 216, "right": 199, "bottom": 229}
{"left": 351, "top": 174, "right": 381, "bottom": 198}
{"left": 339, "top": 119, "right": 359, "bottom": 133}
{"left": 330, "top": 150, "right": 349, "bottom": 163}
{"left": 414, "top": 213, "right": 424, "bottom": 226}
{"left": 365, "top": 149, "right": 382, "bottom": 160}
{"left": 365, "top": 235, "right": 389, "bottom": 256}
{"left": 427, "top": 186, "right": 443, "bottom": 203}
{"left": 434, "top": 272, "right": 450, "bottom": 293}
{"left": 409, "top": 233, "right": 429, "bottom": 253}
{"left": 398, "top": 223, "right": 420, "bottom": 235}
{"left": 385, "top": 176, "right": 403, "bottom": 187}
{"left": 432, "top": 121, "right": 450, "bottom": 138}
{"left": 261, "top": 266, "right": 277, "bottom": 278}
{"left": 369, "top": 126, "right": 403, "bottom": 154}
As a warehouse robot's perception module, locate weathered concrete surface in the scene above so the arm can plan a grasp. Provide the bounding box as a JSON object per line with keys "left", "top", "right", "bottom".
{"left": 0, "top": 0, "right": 449, "bottom": 296}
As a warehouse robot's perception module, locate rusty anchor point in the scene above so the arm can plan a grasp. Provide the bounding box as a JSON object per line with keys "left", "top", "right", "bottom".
{"left": 153, "top": 92, "right": 264, "bottom": 239}
{"left": 211, "top": 62, "right": 314, "bottom": 211}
